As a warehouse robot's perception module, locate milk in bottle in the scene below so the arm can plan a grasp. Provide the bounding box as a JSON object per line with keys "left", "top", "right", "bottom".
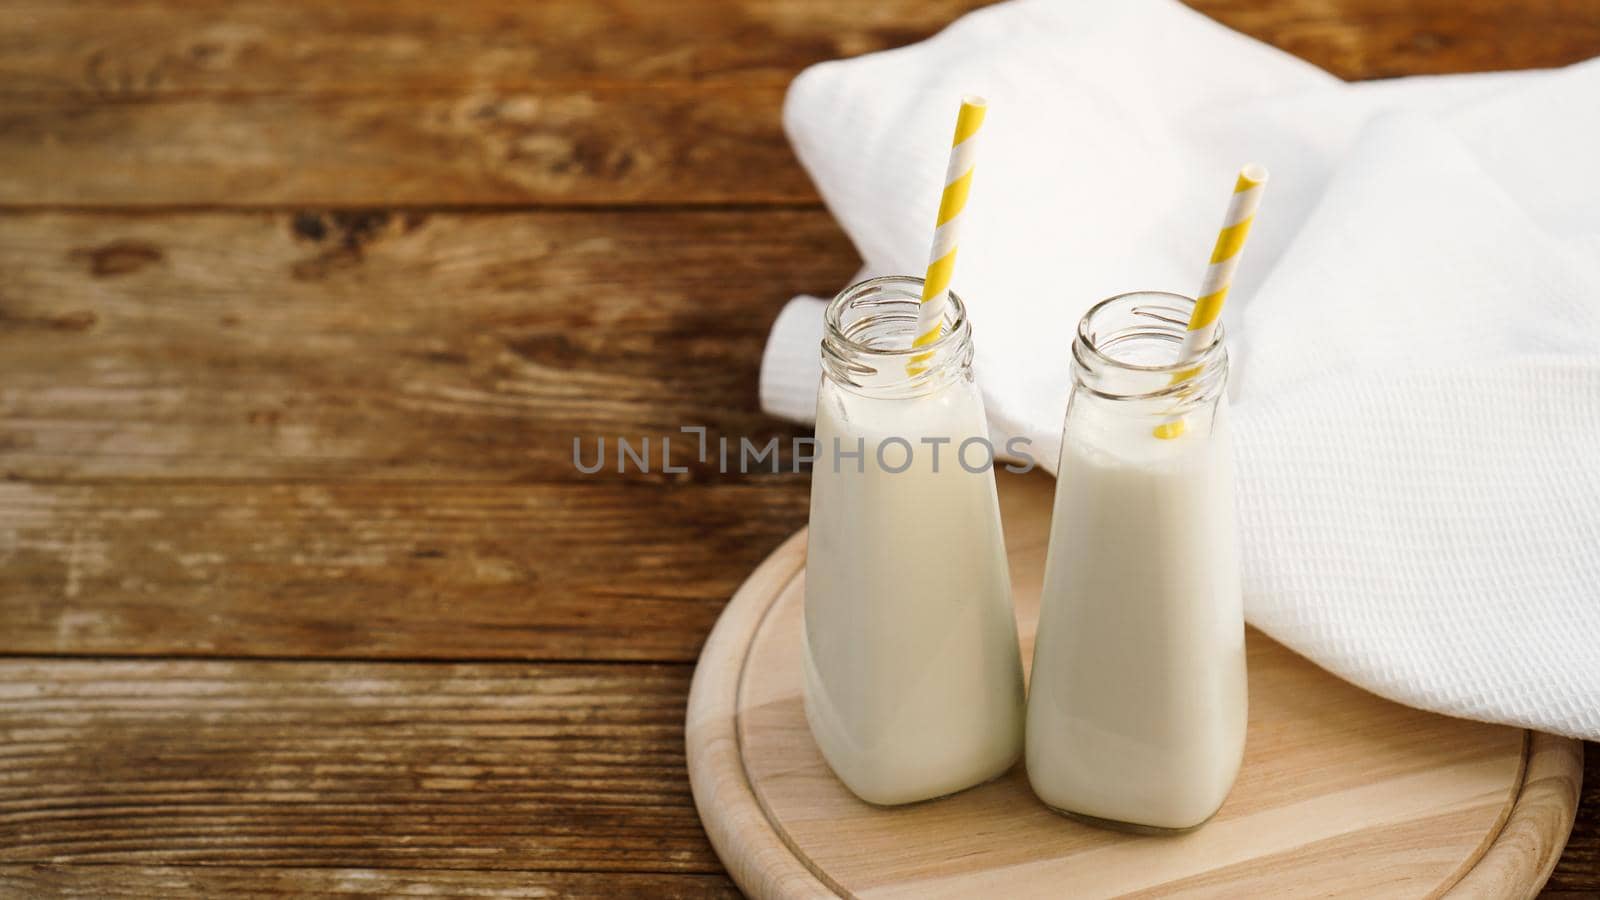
{"left": 805, "top": 276, "right": 1026, "bottom": 806}
{"left": 1026, "top": 291, "right": 1246, "bottom": 831}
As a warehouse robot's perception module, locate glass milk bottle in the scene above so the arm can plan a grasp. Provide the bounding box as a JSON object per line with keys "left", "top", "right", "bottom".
{"left": 804, "top": 275, "right": 1026, "bottom": 806}
{"left": 1026, "top": 291, "right": 1246, "bottom": 831}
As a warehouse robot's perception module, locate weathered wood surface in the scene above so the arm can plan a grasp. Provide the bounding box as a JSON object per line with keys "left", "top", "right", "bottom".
{"left": 0, "top": 482, "right": 806, "bottom": 661}
{"left": 1193, "top": 0, "right": 1600, "bottom": 79}
{"left": 0, "top": 661, "right": 716, "bottom": 872}
{"left": 0, "top": 0, "right": 993, "bottom": 93}
{"left": 0, "top": 88, "right": 816, "bottom": 207}
{"left": 4, "top": 0, "right": 1593, "bottom": 99}
{"left": 0, "top": 665, "right": 1591, "bottom": 896}
{"left": 1, "top": 1, "right": 1596, "bottom": 207}
{"left": 0, "top": 210, "right": 850, "bottom": 482}
{"left": 1553, "top": 741, "right": 1600, "bottom": 895}
{"left": 0, "top": 867, "right": 740, "bottom": 899}
{"left": 0, "top": 0, "right": 999, "bottom": 207}
{"left": 1, "top": 0, "right": 1597, "bottom": 896}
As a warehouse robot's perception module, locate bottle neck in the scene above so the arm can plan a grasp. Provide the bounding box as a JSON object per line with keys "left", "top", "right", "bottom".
{"left": 821, "top": 275, "right": 975, "bottom": 399}
{"left": 1070, "top": 291, "right": 1228, "bottom": 416}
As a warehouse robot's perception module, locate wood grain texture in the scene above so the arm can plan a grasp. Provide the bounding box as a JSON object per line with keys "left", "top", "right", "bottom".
{"left": 1455, "top": 734, "right": 1583, "bottom": 898}
{"left": 686, "top": 531, "right": 833, "bottom": 900}
{"left": 0, "top": 0, "right": 998, "bottom": 208}
{"left": 1192, "top": 0, "right": 1600, "bottom": 79}
{"left": 688, "top": 473, "right": 1583, "bottom": 899}
{"left": 0, "top": 88, "right": 815, "bottom": 207}
{"left": 1547, "top": 741, "right": 1600, "bottom": 895}
{"left": 0, "top": 660, "right": 718, "bottom": 873}
{"left": 0, "top": 210, "right": 854, "bottom": 483}
{"left": 0, "top": 867, "right": 739, "bottom": 899}
{"left": 0, "top": 482, "right": 806, "bottom": 661}
{"left": 0, "top": 0, "right": 995, "bottom": 94}
{"left": 4, "top": 0, "right": 1590, "bottom": 100}
{"left": 1, "top": 1, "right": 1596, "bottom": 206}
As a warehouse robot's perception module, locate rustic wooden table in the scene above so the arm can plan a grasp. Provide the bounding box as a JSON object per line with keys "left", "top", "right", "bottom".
{"left": 0, "top": 1, "right": 1595, "bottom": 897}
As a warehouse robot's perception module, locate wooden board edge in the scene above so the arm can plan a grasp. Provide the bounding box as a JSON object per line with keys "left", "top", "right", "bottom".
{"left": 686, "top": 528, "right": 836, "bottom": 900}
{"left": 1447, "top": 731, "right": 1584, "bottom": 899}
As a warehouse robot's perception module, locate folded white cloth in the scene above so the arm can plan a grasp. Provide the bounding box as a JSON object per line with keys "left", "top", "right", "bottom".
{"left": 761, "top": 0, "right": 1600, "bottom": 740}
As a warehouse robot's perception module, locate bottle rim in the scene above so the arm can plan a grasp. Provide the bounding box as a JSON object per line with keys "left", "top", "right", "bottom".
{"left": 823, "top": 275, "right": 970, "bottom": 360}
{"left": 1076, "top": 290, "right": 1225, "bottom": 373}
{"left": 1072, "top": 291, "right": 1228, "bottom": 403}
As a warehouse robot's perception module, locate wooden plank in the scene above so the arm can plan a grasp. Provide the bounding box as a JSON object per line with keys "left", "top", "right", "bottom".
{"left": 0, "top": 481, "right": 806, "bottom": 660}
{"left": 6, "top": 0, "right": 1593, "bottom": 99}
{"left": 0, "top": 0, "right": 996, "bottom": 95}
{"left": 1193, "top": 0, "right": 1600, "bottom": 79}
{"left": 0, "top": 867, "right": 740, "bottom": 899}
{"left": 2, "top": 1, "right": 1596, "bottom": 206}
{"left": 1547, "top": 741, "right": 1600, "bottom": 894}
{"left": 0, "top": 87, "right": 818, "bottom": 207}
{"left": 0, "top": 0, "right": 996, "bottom": 208}
{"left": 0, "top": 660, "right": 719, "bottom": 873}
{"left": 0, "top": 210, "right": 856, "bottom": 483}
{"left": 2, "top": 0, "right": 1591, "bottom": 97}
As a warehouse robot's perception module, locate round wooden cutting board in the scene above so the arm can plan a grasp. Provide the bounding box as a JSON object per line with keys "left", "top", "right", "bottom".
{"left": 686, "top": 472, "right": 1582, "bottom": 899}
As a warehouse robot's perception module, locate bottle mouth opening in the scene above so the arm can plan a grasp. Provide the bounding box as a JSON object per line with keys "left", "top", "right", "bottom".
{"left": 1077, "top": 291, "right": 1224, "bottom": 374}
{"left": 1073, "top": 291, "right": 1227, "bottom": 402}
{"left": 824, "top": 275, "right": 970, "bottom": 358}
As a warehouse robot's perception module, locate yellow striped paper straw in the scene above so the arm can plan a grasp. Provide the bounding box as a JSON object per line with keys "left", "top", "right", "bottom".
{"left": 1153, "top": 164, "right": 1268, "bottom": 440}
{"left": 909, "top": 96, "right": 986, "bottom": 373}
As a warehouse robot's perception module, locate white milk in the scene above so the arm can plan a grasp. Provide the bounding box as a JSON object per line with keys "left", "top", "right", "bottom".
{"left": 1026, "top": 292, "right": 1246, "bottom": 831}
{"left": 804, "top": 278, "right": 1025, "bottom": 807}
